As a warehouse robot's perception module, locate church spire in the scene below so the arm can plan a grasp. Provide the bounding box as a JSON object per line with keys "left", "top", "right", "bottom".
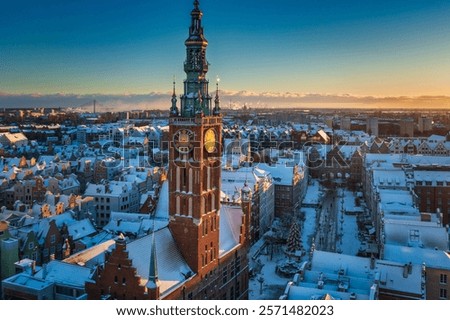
{"left": 146, "top": 230, "right": 160, "bottom": 298}
{"left": 213, "top": 77, "right": 221, "bottom": 115}
{"left": 170, "top": 77, "right": 178, "bottom": 116}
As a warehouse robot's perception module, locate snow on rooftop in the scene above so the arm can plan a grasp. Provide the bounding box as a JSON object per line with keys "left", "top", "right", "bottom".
{"left": 384, "top": 244, "right": 450, "bottom": 269}
{"left": 127, "top": 228, "right": 192, "bottom": 296}
{"left": 414, "top": 170, "right": 450, "bottom": 183}
{"left": 378, "top": 189, "right": 419, "bottom": 217}
{"left": 366, "top": 153, "right": 450, "bottom": 168}
{"left": 257, "top": 163, "right": 294, "bottom": 186}
{"left": 373, "top": 169, "right": 407, "bottom": 187}
{"left": 384, "top": 219, "right": 448, "bottom": 250}
{"left": 310, "top": 250, "right": 422, "bottom": 296}
{"left": 154, "top": 181, "right": 169, "bottom": 220}
{"left": 286, "top": 284, "right": 370, "bottom": 300}
{"left": 3, "top": 274, "right": 52, "bottom": 291}
{"left": 103, "top": 211, "right": 168, "bottom": 236}
{"left": 219, "top": 204, "right": 242, "bottom": 257}
{"left": 35, "top": 260, "right": 92, "bottom": 288}
{"left": 68, "top": 219, "right": 96, "bottom": 241}
{"left": 64, "top": 239, "right": 116, "bottom": 268}
{"left": 84, "top": 180, "right": 135, "bottom": 197}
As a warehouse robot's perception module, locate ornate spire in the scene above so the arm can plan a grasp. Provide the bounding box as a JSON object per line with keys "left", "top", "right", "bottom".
{"left": 170, "top": 77, "right": 179, "bottom": 116}
{"left": 213, "top": 77, "right": 221, "bottom": 115}
{"left": 147, "top": 230, "right": 160, "bottom": 291}
{"left": 188, "top": 0, "right": 206, "bottom": 42}
{"left": 176, "top": 0, "right": 212, "bottom": 117}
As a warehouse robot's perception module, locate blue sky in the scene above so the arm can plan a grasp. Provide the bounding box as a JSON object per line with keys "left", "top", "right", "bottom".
{"left": 1, "top": 0, "right": 450, "bottom": 109}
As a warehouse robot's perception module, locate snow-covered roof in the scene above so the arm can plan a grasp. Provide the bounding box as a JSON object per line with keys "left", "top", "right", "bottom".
{"left": 384, "top": 244, "right": 450, "bottom": 269}
{"left": 308, "top": 250, "right": 422, "bottom": 297}
{"left": 219, "top": 204, "right": 243, "bottom": 257}
{"left": 383, "top": 218, "right": 448, "bottom": 250}
{"left": 127, "top": 228, "right": 192, "bottom": 296}
{"left": 154, "top": 181, "right": 169, "bottom": 220}
{"left": 366, "top": 153, "right": 450, "bottom": 168}
{"left": 372, "top": 169, "right": 407, "bottom": 188}
{"left": 68, "top": 219, "right": 96, "bottom": 241}
{"left": 34, "top": 260, "right": 92, "bottom": 289}
{"left": 64, "top": 239, "right": 116, "bottom": 268}
{"left": 257, "top": 163, "right": 294, "bottom": 186}
{"left": 414, "top": 170, "right": 450, "bottom": 185}
{"left": 2, "top": 273, "right": 53, "bottom": 291}
{"left": 378, "top": 189, "right": 418, "bottom": 216}
{"left": 285, "top": 283, "right": 370, "bottom": 300}
{"left": 104, "top": 211, "right": 168, "bottom": 236}
{"left": 84, "top": 180, "right": 135, "bottom": 197}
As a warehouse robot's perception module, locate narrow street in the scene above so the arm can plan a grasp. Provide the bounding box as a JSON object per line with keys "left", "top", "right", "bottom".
{"left": 315, "top": 188, "right": 339, "bottom": 252}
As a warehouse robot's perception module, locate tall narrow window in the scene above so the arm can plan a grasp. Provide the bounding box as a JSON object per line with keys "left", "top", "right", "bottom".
{"left": 189, "top": 168, "right": 193, "bottom": 193}
{"left": 176, "top": 166, "right": 181, "bottom": 191}
{"left": 207, "top": 166, "right": 211, "bottom": 190}
{"left": 188, "top": 198, "right": 193, "bottom": 216}
{"left": 176, "top": 196, "right": 181, "bottom": 214}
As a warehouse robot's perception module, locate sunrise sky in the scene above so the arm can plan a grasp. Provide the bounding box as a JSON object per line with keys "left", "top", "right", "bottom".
{"left": 1, "top": 0, "right": 450, "bottom": 109}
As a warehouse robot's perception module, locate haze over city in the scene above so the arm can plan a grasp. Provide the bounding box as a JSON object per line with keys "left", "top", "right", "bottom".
{"left": 1, "top": 0, "right": 450, "bottom": 110}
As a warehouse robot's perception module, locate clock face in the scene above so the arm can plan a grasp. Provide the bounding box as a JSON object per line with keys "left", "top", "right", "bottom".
{"left": 204, "top": 128, "right": 216, "bottom": 153}
{"left": 174, "top": 129, "right": 194, "bottom": 154}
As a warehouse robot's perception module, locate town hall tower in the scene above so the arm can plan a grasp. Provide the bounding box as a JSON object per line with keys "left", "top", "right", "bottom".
{"left": 168, "top": 0, "right": 222, "bottom": 277}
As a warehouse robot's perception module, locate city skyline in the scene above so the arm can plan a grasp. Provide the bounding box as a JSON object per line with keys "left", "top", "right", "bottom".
{"left": 1, "top": 0, "right": 450, "bottom": 109}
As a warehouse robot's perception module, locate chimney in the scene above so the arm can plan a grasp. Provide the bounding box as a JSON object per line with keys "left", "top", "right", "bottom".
{"left": 370, "top": 254, "right": 376, "bottom": 270}
{"left": 42, "top": 264, "right": 48, "bottom": 279}
{"left": 31, "top": 260, "right": 36, "bottom": 275}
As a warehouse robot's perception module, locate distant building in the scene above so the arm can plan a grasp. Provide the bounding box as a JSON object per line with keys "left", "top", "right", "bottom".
{"left": 418, "top": 116, "right": 433, "bottom": 133}
{"left": 258, "top": 163, "right": 305, "bottom": 219}
{"left": 84, "top": 181, "right": 140, "bottom": 227}
{"left": 366, "top": 117, "right": 379, "bottom": 137}
{"left": 340, "top": 117, "right": 352, "bottom": 131}
{"left": 0, "top": 132, "right": 28, "bottom": 148}
{"left": 400, "top": 119, "right": 415, "bottom": 137}
{"left": 414, "top": 171, "right": 450, "bottom": 226}
{"left": 0, "top": 221, "right": 19, "bottom": 281}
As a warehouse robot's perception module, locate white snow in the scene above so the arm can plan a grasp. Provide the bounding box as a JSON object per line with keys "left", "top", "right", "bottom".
{"left": 127, "top": 228, "right": 193, "bottom": 296}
